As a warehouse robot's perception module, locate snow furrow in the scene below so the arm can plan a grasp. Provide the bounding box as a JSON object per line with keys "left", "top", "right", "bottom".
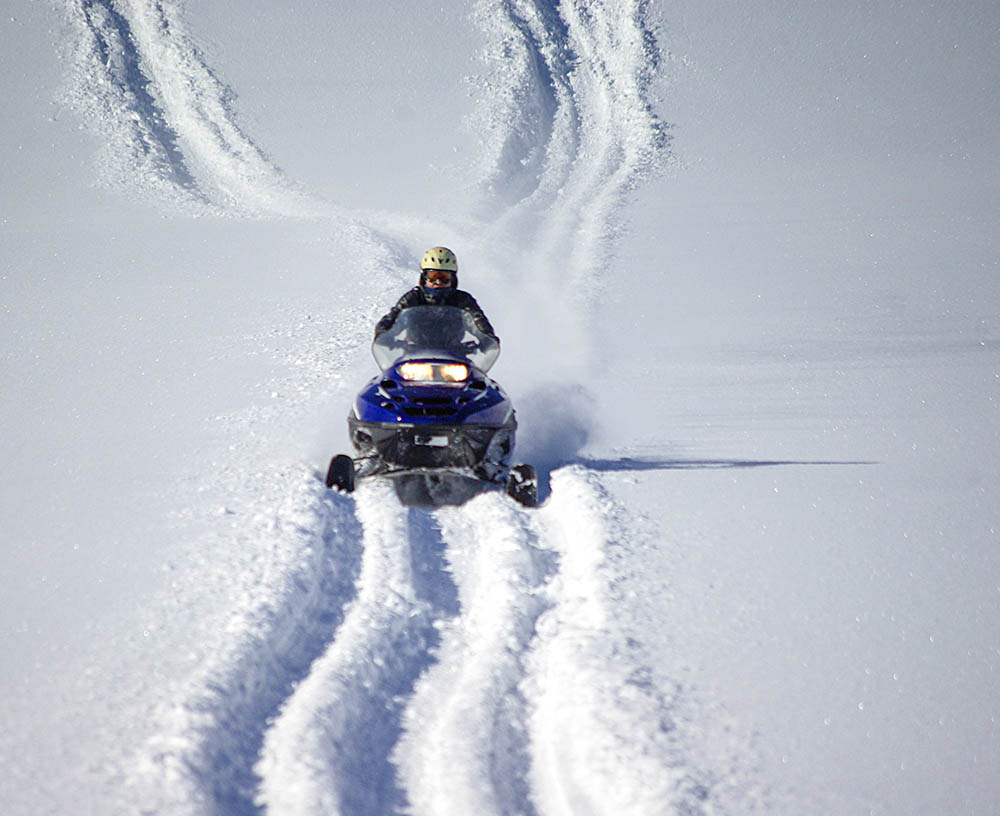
{"left": 471, "top": 0, "right": 578, "bottom": 212}
{"left": 550, "top": 0, "right": 666, "bottom": 291}
{"left": 70, "top": 0, "right": 199, "bottom": 196}
{"left": 254, "top": 483, "right": 455, "bottom": 815}
{"left": 473, "top": 0, "right": 667, "bottom": 297}
{"left": 65, "top": 0, "right": 325, "bottom": 216}
{"left": 525, "top": 467, "right": 766, "bottom": 815}
{"left": 124, "top": 469, "right": 363, "bottom": 815}
{"left": 393, "top": 492, "right": 553, "bottom": 816}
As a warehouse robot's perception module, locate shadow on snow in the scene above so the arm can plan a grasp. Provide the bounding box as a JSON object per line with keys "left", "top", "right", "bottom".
{"left": 574, "top": 456, "right": 878, "bottom": 472}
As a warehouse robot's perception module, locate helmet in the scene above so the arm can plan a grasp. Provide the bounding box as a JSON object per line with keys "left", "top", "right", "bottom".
{"left": 419, "top": 246, "right": 458, "bottom": 303}
{"left": 420, "top": 246, "right": 457, "bottom": 272}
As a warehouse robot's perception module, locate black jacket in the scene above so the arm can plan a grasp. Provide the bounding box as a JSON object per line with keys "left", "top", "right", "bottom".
{"left": 374, "top": 287, "right": 498, "bottom": 340}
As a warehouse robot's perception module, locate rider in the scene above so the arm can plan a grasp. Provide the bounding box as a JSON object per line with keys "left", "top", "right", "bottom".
{"left": 374, "top": 246, "right": 498, "bottom": 341}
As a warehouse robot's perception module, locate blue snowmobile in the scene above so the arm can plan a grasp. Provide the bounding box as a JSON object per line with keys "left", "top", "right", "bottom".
{"left": 325, "top": 305, "right": 537, "bottom": 506}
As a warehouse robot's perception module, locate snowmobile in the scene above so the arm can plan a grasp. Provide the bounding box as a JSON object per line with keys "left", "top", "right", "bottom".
{"left": 325, "top": 305, "right": 538, "bottom": 507}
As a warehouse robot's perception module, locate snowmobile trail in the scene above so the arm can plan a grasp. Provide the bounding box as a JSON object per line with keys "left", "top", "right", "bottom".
{"left": 126, "top": 470, "right": 364, "bottom": 815}
{"left": 395, "top": 470, "right": 760, "bottom": 816}
{"left": 252, "top": 470, "right": 761, "bottom": 816}
{"left": 61, "top": 0, "right": 745, "bottom": 813}
{"left": 526, "top": 469, "right": 735, "bottom": 815}
{"left": 393, "top": 493, "right": 553, "bottom": 816}
{"left": 67, "top": 0, "right": 324, "bottom": 216}
{"left": 255, "top": 483, "right": 459, "bottom": 815}
{"left": 472, "top": 0, "right": 666, "bottom": 300}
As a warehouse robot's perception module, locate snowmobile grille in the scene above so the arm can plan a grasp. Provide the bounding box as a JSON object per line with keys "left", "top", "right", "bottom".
{"left": 407, "top": 395, "right": 457, "bottom": 417}
{"left": 408, "top": 405, "right": 457, "bottom": 417}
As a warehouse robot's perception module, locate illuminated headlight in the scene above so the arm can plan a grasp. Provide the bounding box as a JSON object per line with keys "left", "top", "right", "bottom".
{"left": 437, "top": 364, "right": 469, "bottom": 382}
{"left": 398, "top": 362, "right": 469, "bottom": 383}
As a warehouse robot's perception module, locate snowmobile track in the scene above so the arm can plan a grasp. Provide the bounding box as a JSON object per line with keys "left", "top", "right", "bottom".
{"left": 391, "top": 493, "right": 555, "bottom": 816}
{"left": 254, "top": 484, "right": 555, "bottom": 816}
{"left": 68, "top": 0, "right": 324, "bottom": 215}
{"left": 255, "top": 482, "right": 460, "bottom": 815}
{"left": 248, "top": 468, "right": 750, "bottom": 816}
{"left": 126, "top": 472, "right": 364, "bottom": 815}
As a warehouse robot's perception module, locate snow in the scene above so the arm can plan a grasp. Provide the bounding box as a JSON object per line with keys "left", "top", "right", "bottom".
{"left": 2, "top": 0, "right": 999, "bottom": 814}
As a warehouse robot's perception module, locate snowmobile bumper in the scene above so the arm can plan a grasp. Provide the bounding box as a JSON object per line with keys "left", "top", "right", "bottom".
{"left": 348, "top": 416, "right": 515, "bottom": 475}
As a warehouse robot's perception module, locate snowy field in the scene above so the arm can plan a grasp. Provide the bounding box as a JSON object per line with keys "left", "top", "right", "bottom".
{"left": 2, "top": 1, "right": 998, "bottom": 814}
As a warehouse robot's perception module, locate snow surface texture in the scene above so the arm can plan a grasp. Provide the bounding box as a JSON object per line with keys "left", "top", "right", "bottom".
{"left": 3, "top": 0, "right": 999, "bottom": 815}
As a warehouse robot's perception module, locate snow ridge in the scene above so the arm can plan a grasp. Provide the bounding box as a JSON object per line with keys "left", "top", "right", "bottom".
{"left": 255, "top": 483, "right": 456, "bottom": 815}
{"left": 393, "top": 493, "right": 553, "bottom": 816}
{"left": 65, "top": 0, "right": 324, "bottom": 216}
{"left": 528, "top": 468, "right": 766, "bottom": 815}
{"left": 472, "top": 0, "right": 668, "bottom": 297}
{"left": 125, "top": 469, "right": 363, "bottom": 815}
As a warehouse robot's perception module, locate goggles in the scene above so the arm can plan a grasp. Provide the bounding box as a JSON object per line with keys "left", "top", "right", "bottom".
{"left": 423, "top": 269, "right": 453, "bottom": 286}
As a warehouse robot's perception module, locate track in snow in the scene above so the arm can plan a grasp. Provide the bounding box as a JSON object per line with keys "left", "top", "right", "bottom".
{"left": 63, "top": 0, "right": 766, "bottom": 813}
{"left": 121, "top": 470, "right": 362, "bottom": 815}
{"left": 388, "top": 492, "right": 552, "bottom": 816}
{"left": 471, "top": 0, "right": 667, "bottom": 299}
{"left": 251, "top": 471, "right": 752, "bottom": 816}
{"left": 67, "top": 0, "right": 325, "bottom": 216}
{"left": 255, "top": 483, "right": 455, "bottom": 815}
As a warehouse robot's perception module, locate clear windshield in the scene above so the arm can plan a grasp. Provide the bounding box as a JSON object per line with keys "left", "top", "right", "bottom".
{"left": 373, "top": 306, "right": 500, "bottom": 373}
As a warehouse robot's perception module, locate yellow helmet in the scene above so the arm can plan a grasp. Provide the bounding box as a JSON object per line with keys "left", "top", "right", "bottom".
{"left": 420, "top": 246, "right": 458, "bottom": 272}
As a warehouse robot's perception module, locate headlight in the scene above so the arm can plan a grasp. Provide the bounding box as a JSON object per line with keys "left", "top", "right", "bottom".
{"left": 438, "top": 364, "right": 469, "bottom": 382}
{"left": 398, "top": 362, "right": 434, "bottom": 381}
{"left": 398, "top": 362, "right": 469, "bottom": 383}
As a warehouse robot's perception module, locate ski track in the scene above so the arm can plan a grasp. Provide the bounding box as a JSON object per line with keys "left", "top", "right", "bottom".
{"left": 59, "top": 0, "right": 768, "bottom": 813}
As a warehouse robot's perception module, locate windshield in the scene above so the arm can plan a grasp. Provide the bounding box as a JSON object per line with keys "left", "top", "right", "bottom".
{"left": 373, "top": 306, "right": 500, "bottom": 373}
